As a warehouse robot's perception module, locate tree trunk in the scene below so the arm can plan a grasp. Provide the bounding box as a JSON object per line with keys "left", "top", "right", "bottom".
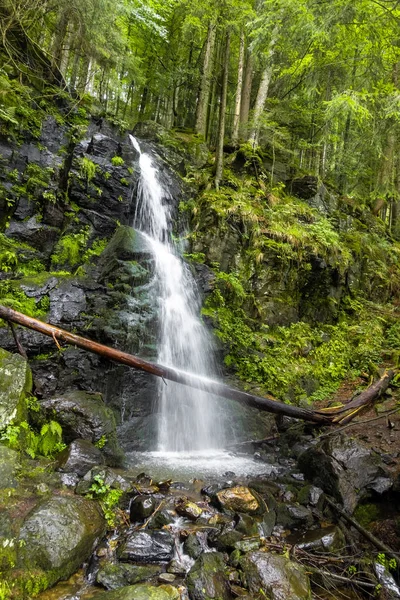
{"left": 248, "top": 61, "right": 274, "bottom": 146}
{"left": 232, "top": 30, "right": 245, "bottom": 144}
{"left": 0, "top": 305, "right": 392, "bottom": 426}
{"left": 195, "top": 21, "right": 216, "bottom": 138}
{"left": 51, "top": 9, "right": 69, "bottom": 69}
{"left": 0, "top": 304, "right": 330, "bottom": 424}
{"left": 239, "top": 47, "right": 253, "bottom": 139}
{"left": 215, "top": 30, "right": 231, "bottom": 190}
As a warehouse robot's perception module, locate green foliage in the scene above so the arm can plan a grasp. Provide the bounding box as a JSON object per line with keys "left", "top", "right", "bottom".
{"left": 79, "top": 157, "right": 97, "bottom": 182}
{"left": 203, "top": 262, "right": 387, "bottom": 403}
{"left": 51, "top": 228, "right": 90, "bottom": 268}
{"left": 0, "top": 281, "right": 49, "bottom": 319}
{"left": 0, "top": 419, "right": 65, "bottom": 459}
{"left": 111, "top": 155, "right": 125, "bottom": 166}
{"left": 376, "top": 553, "right": 397, "bottom": 571}
{"left": 85, "top": 474, "right": 123, "bottom": 528}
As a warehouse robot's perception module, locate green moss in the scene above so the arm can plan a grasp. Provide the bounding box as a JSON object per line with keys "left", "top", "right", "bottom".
{"left": 353, "top": 503, "right": 380, "bottom": 528}
{"left": 111, "top": 155, "right": 125, "bottom": 166}
{"left": 79, "top": 157, "right": 97, "bottom": 182}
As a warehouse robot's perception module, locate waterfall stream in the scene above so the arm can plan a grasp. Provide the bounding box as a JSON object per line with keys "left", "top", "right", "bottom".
{"left": 130, "top": 135, "right": 226, "bottom": 453}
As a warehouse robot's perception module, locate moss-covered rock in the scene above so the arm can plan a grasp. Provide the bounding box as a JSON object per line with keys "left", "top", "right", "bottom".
{"left": 0, "top": 445, "right": 20, "bottom": 489}
{"left": 187, "top": 552, "right": 231, "bottom": 600}
{"left": 240, "top": 551, "right": 311, "bottom": 600}
{"left": 93, "top": 583, "right": 179, "bottom": 599}
{"left": 216, "top": 486, "right": 264, "bottom": 516}
{"left": 0, "top": 348, "right": 32, "bottom": 429}
{"left": 18, "top": 494, "right": 106, "bottom": 586}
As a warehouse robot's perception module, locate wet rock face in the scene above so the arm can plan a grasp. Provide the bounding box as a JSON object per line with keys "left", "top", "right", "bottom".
{"left": 19, "top": 495, "right": 105, "bottom": 586}
{"left": 57, "top": 439, "right": 105, "bottom": 477}
{"left": 298, "top": 435, "right": 392, "bottom": 513}
{"left": 39, "top": 390, "right": 123, "bottom": 465}
{"left": 240, "top": 551, "right": 311, "bottom": 600}
{"left": 97, "top": 563, "right": 164, "bottom": 590}
{"left": 118, "top": 531, "right": 175, "bottom": 563}
{"left": 187, "top": 552, "right": 231, "bottom": 600}
{"left": 130, "top": 495, "right": 157, "bottom": 522}
{"left": 0, "top": 348, "right": 31, "bottom": 429}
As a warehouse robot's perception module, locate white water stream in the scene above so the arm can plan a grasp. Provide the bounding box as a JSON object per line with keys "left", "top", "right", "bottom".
{"left": 130, "top": 135, "right": 227, "bottom": 453}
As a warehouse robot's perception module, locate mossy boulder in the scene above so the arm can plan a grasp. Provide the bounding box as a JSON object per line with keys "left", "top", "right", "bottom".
{"left": 240, "top": 551, "right": 311, "bottom": 600}
{"left": 187, "top": 552, "right": 231, "bottom": 600}
{"left": 18, "top": 494, "right": 106, "bottom": 586}
{"left": 0, "top": 348, "right": 32, "bottom": 429}
{"left": 93, "top": 583, "right": 179, "bottom": 599}
{"left": 0, "top": 445, "right": 20, "bottom": 489}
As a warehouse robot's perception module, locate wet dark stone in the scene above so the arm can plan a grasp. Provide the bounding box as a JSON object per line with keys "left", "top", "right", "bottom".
{"left": 57, "top": 439, "right": 105, "bottom": 477}
{"left": 130, "top": 495, "right": 157, "bottom": 522}
{"left": 235, "top": 513, "right": 259, "bottom": 536}
{"left": 209, "top": 529, "right": 244, "bottom": 552}
{"left": 183, "top": 532, "right": 206, "bottom": 560}
{"left": 240, "top": 551, "right": 311, "bottom": 600}
{"left": 39, "top": 390, "right": 123, "bottom": 465}
{"left": 96, "top": 563, "right": 163, "bottom": 590}
{"left": 76, "top": 466, "right": 132, "bottom": 495}
{"left": 118, "top": 531, "right": 175, "bottom": 563}
{"left": 187, "top": 552, "right": 231, "bottom": 600}
{"left": 276, "top": 503, "right": 313, "bottom": 529}
{"left": 298, "top": 435, "right": 392, "bottom": 513}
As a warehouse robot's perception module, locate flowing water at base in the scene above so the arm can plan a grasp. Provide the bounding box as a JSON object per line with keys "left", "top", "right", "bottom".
{"left": 126, "top": 450, "right": 277, "bottom": 481}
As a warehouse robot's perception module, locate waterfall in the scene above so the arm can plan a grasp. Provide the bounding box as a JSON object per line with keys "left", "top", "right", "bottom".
{"left": 129, "top": 135, "right": 226, "bottom": 453}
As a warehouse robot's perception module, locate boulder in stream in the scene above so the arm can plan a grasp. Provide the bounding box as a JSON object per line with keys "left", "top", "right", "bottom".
{"left": 216, "top": 486, "right": 264, "bottom": 515}
{"left": 240, "top": 551, "right": 311, "bottom": 600}
{"left": 97, "top": 563, "right": 164, "bottom": 590}
{"left": 187, "top": 552, "right": 231, "bottom": 600}
{"left": 118, "top": 531, "right": 175, "bottom": 563}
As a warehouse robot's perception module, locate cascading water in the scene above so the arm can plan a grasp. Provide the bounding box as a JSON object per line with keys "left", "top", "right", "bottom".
{"left": 130, "top": 134, "right": 226, "bottom": 453}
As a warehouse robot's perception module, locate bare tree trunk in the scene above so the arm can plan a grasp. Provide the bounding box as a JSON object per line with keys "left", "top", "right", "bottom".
{"left": 51, "top": 9, "right": 69, "bottom": 69}
{"left": 239, "top": 47, "right": 253, "bottom": 139}
{"left": 248, "top": 61, "right": 273, "bottom": 146}
{"left": 232, "top": 30, "right": 245, "bottom": 144}
{"left": 195, "top": 21, "right": 216, "bottom": 138}
{"left": 215, "top": 30, "right": 230, "bottom": 190}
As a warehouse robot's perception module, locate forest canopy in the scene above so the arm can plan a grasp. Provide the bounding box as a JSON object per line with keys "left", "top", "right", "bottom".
{"left": 1, "top": 0, "right": 400, "bottom": 200}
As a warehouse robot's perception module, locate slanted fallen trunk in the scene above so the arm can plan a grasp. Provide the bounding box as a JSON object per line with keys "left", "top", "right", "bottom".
{"left": 0, "top": 304, "right": 394, "bottom": 426}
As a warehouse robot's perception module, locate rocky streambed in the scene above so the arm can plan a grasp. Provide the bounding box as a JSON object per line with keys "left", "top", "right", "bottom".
{"left": 1, "top": 346, "right": 400, "bottom": 600}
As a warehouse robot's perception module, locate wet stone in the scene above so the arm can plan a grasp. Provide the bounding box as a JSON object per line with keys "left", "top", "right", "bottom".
{"left": 210, "top": 529, "right": 244, "bottom": 551}
{"left": 57, "top": 439, "right": 105, "bottom": 477}
{"left": 183, "top": 532, "right": 206, "bottom": 560}
{"left": 93, "top": 583, "right": 179, "bottom": 599}
{"left": 97, "top": 563, "right": 164, "bottom": 590}
{"left": 118, "top": 531, "right": 175, "bottom": 563}
{"left": 235, "top": 513, "right": 259, "bottom": 536}
{"left": 158, "top": 573, "right": 176, "bottom": 584}
{"left": 130, "top": 495, "right": 157, "bottom": 522}
{"left": 240, "top": 551, "right": 311, "bottom": 600}
{"left": 187, "top": 552, "right": 231, "bottom": 600}
{"left": 216, "top": 486, "right": 263, "bottom": 515}
{"left": 276, "top": 503, "right": 313, "bottom": 529}
{"left": 176, "top": 500, "right": 203, "bottom": 521}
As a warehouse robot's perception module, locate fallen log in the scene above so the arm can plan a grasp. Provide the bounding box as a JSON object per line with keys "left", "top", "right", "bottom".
{"left": 0, "top": 305, "right": 394, "bottom": 426}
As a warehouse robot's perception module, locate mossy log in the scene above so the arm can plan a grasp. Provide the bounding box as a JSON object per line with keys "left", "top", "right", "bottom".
{"left": 0, "top": 305, "right": 393, "bottom": 426}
